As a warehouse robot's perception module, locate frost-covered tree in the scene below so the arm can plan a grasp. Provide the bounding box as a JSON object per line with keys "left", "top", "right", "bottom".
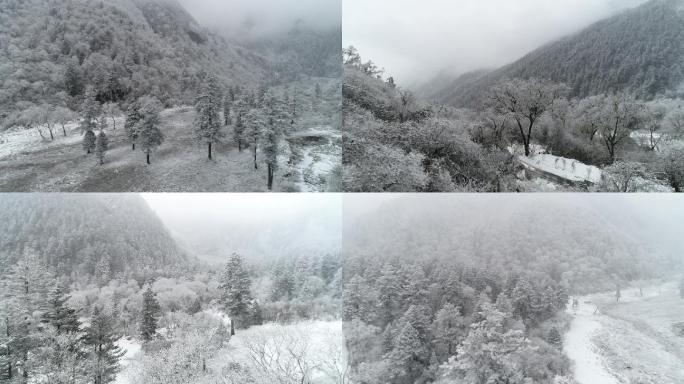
{"left": 596, "top": 93, "right": 641, "bottom": 162}
{"left": 244, "top": 107, "right": 266, "bottom": 170}
{"left": 488, "top": 78, "right": 568, "bottom": 156}
{"left": 102, "top": 102, "right": 122, "bottom": 131}
{"left": 96, "top": 129, "right": 109, "bottom": 165}
{"left": 233, "top": 99, "right": 246, "bottom": 151}
{"left": 262, "top": 91, "right": 288, "bottom": 190}
{"left": 600, "top": 161, "right": 661, "bottom": 192}
{"left": 194, "top": 76, "right": 224, "bottom": 160}
{"left": 219, "top": 253, "right": 254, "bottom": 332}
{"left": 125, "top": 102, "right": 142, "bottom": 150}
{"left": 84, "top": 307, "right": 124, "bottom": 384}
{"left": 385, "top": 322, "right": 426, "bottom": 384}
{"left": 431, "top": 303, "right": 465, "bottom": 360}
{"left": 140, "top": 287, "right": 161, "bottom": 342}
{"left": 43, "top": 285, "right": 81, "bottom": 334}
{"left": 136, "top": 96, "right": 164, "bottom": 165}
{"left": 53, "top": 106, "right": 76, "bottom": 137}
{"left": 81, "top": 86, "right": 101, "bottom": 154}
{"left": 83, "top": 130, "right": 97, "bottom": 154}
{"left": 437, "top": 302, "right": 533, "bottom": 384}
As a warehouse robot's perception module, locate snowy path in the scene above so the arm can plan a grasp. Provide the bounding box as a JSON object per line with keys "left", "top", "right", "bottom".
{"left": 564, "top": 283, "right": 684, "bottom": 384}
{"left": 564, "top": 302, "right": 619, "bottom": 384}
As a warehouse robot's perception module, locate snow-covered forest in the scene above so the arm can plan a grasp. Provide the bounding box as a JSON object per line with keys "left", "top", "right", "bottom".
{"left": 342, "top": 0, "right": 684, "bottom": 192}
{"left": 342, "top": 194, "right": 684, "bottom": 383}
{"left": 0, "top": 0, "right": 342, "bottom": 192}
{"left": 0, "top": 194, "right": 344, "bottom": 383}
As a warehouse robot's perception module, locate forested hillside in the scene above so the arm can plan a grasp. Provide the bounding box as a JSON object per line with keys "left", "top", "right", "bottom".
{"left": 0, "top": 0, "right": 268, "bottom": 125}
{"left": 345, "top": 195, "right": 679, "bottom": 294}
{"left": 427, "top": 0, "right": 684, "bottom": 108}
{"left": 0, "top": 194, "right": 188, "bottom": 281}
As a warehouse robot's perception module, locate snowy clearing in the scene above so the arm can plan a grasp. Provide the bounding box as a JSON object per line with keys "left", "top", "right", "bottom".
{"left": 565, "top": 283, "right": 684, "bottom": 384}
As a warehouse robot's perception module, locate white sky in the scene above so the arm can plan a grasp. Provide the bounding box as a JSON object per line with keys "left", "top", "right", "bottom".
{"left": 176, "top": 0, "right": 341, "bottom": 40}
{"left": 343, "top": 0, "right": 648, "bottom": 86}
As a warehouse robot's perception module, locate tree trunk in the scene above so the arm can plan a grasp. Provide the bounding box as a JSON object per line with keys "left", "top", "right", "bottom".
{"left": 230, "top": 319, "right": 235, "bottom": 336}
{"left": 61, "top": 123, "right": 67, "bottom": 137}
{"left": 267, "top": 164, "right": 274, "bottom": 190}
{"left": 238, "top": 140, "right": 242, "bottom": 152}
{"left": 146, "top": 153, "right": 150, "bottom": 165}
{"left": 254, "top": 146, "right": 258, "bottom": 170}
{"left": 48, "top": 127, "right": 54, "bottom": 141}
{"left": 111, "top": 117, "right": 116, "bottom": 131}
{"left": 132, "top": 143, "right": 136, "bottom": 151}
{"left": 208, "top": 142, "right": 212, "bottom": 160}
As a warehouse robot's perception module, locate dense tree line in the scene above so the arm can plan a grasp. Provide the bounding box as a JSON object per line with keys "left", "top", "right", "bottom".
{"left": 0, "top": 0, "right": 266, "bottom": 125}
{"left": 343, "top": 256, "right": 572, "bottom": 384}
{"left": 0, "top": 194, "right": 188, "bottom": 281}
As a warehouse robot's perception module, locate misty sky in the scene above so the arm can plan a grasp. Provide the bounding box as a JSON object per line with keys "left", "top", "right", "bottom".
{"left": 143, "top": 193, "right": 342, "bottom": 225}
{"left": 343, "top": 0, "right": 648, "bottom": 86}
{"left": 176, "top": 0, "right": 341, "bottom": 40}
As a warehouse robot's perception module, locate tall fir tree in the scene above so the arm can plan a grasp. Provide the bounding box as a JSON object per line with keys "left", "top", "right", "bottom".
{"left": 263, "top": 90, "right": 287, "bottom": 190}
{"left": 84, "top": 307, "right": 124, "bottom": 384}
{"left": 233, "top": 99, "right": 246, "bottom": 151}
{"left": 81, "top": 85, "right": 101, "bottom": 155}
{"left": 124, "top": 102, "right": 142, "bottom": 150}
{"left": 194, "top": 76, "right": 224, "bottom": 159}
{"left": 140, "top": 287, "right": 161, "bottom": 342}
{"left": 96, "top": 130, "right": 108, "bottom": 165}
{"left": 244, "top": 107, "right": 265, "bottom": 170}
{"left": 218, "top": 253, "right": 254, "bottom": 332}
{"left": 42, "top": 285, "right": 81, "bottom": 334}
{"left": 137, "top": 97, "right": 164, "bottom": 165}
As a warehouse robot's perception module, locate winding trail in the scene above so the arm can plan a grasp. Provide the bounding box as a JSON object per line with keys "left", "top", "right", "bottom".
{"left": 564, "top": 300, "right": 619, "bottom": 384}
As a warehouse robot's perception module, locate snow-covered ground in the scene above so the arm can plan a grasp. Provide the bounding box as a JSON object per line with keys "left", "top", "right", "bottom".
{"left": 565, "top": 282, "right": 684, "bottom": 384}
{"left": 114, "top": 337, "right": 142, "bottom": 384}
{"left": 210, "top": 319, "right": 346, "bottom": 383}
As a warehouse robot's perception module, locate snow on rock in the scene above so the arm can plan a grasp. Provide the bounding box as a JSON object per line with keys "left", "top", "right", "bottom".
{"left": 519, "top": 154, "right": 602, "bottom": 184}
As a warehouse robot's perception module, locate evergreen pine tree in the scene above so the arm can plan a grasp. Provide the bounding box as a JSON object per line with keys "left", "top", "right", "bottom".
{"left": 43, "top": 285, "right": 81, "bottom": 334}
{"left": 194, "top": 76, "right": 224, "bottom": 159}
{"left": 547, "top": 327, "right": 563, "bottom": 349}
{"left": 140, "top": 287, "right": 160, "bottom": 342}
{"left": 263, "top": 91, "right": 287, "bottom": 190}
{"left": 96, "top": 130, "right": 108, "bottom": 165}
{"left": 81, "top": 85, "right": 100, "bottom": 154}
{"left": 244, "top": 107, "right": 266, "bottom": 170}
{"left": 386, "top": 322, "right": 426, "bottom": 384}
{"left": 124, "top": 102, "right": 142, "bottom": 150}
{"left": 218, "top": 253, "right": 253, "bottom": 331}
{"left": 84, "top": 307, "right": 124, "bottom": 384}
{"left": 137, "top": 97, "right": 164, "bottom": 165}
{"left": 83, "top": 130, "right": 96, "bottom": 154}
{"left": 233, "top": 99, "right": 246, "bottom": 151}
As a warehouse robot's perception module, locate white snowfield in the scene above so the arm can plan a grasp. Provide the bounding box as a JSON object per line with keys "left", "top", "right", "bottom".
{"left": 565, "top": 283, "right": 684, "bottom": 384}
{"left": 114, "top": 337, "right": 142, "bottom": 384}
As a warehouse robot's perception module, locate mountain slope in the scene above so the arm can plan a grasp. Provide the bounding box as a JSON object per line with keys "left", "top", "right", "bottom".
{"left": 428, "top": 0, "right": 684, "bottom": 107}
{"left": 0, "top": 0, "right": 268, "bottom": 123}
{"left": 344, "top": 195, "right": 682, "bottom": 293}
{"left": 0, "top": 194, "right": 188, "bottom": 278}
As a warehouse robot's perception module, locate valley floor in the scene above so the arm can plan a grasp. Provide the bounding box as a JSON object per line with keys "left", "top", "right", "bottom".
{"left": 564, "top": 282, "right": 684, "bottom": 384}
{"left": 0, "top": 108, "right": 340, "bottom": 192}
